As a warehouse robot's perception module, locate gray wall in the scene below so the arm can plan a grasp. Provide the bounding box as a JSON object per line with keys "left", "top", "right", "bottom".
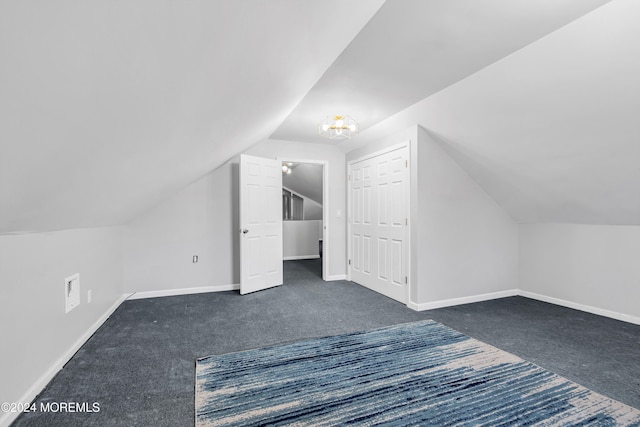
{"left": 283, "top": 220, "right": 321, "bottom": 259}
{"left": 123, "top": 138, "right": 347, "bottom": 293}
{"left": 283, "top": 163, "right": 323, "bottom": 205}
{"left": 283, "top": 186, "right": 323, "bottom": 221}
{"left": 520, "top": 223, "right": 640, "bottom": 322}
{"left": 414, "top": 127, "right": 518, "bottom": 305}
{"left": 0, "top": 227, "right": 123, "bottom": 423}
{"left": 347, "top": 125, "right": 519, "bottom": 307}
{"left": 123, "top": 161, "right": 239, "bottom": 293}
{"left": 302, "top": 199, "right": 323, "bottom": 221}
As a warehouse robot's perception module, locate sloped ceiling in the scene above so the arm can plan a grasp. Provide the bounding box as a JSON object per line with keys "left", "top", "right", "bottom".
{"left": 0, "top": 0, "right": 384, "bottom": 233}
{"left": 272, "top": 0, "right": 612, "bottom": 143}
{"left": 355, "top": 0, "right": 640, "bottom": 225}
{"left": 283, "top": 163, "right": 323, "bottom": 205}
{"left": 3, "top": 0, "right": 634, "bottom": 234}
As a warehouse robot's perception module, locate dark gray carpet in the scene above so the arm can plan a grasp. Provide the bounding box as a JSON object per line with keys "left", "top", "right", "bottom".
{"left": 13, "top": 259, "right": 640, "bottom": 426}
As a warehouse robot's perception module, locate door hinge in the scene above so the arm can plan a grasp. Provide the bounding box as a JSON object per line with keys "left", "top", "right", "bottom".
{"left": 405, "top": 218, "right": 408, "bottom": 226}
{"left": 405, "top": 160, "right": 408, "bottom": 168}
{"left": 348, "top": 259, "right": 351, "bottom": 265}
{"left": 405, "top": 276, "right": 408, "bottom": 284}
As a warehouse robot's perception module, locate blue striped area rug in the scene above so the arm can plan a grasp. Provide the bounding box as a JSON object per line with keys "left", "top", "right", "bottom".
{"left": 195, "top": 320, "right": 640, "bottom": 426}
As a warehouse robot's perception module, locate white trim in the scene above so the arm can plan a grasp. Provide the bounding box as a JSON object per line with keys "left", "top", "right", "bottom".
{"left": 283, "top": 255, "right": 320, "bottom": 261}
{"left": 348, "top": 141, "right": 411, "bottom": 165}
{"left": 326, "top": 274, "right": 348, "bottom": 281}
{"left": 126, "top": 284, "right": 239, "bottom": 300}
{"left": 322, "top": 162, "right": 328, "bottom": 282}
{"left": 407, "top": 289, "right": 519, "bottom": 311}
{"left": 519, "top": 290, "right": 640, "bottom": 326}
{"left": 0, "top": 294, "right": 127, "bottom": 427}
{"left": 406, "top": 301, "right": 421, "bottom": 311}
{"left": 407, "top": 288, "right": 640, "bottom": 325}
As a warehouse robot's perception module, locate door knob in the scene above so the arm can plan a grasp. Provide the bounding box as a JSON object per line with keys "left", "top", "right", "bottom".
{"left": 242, "top": 229, "right": 249, "bottom": 234}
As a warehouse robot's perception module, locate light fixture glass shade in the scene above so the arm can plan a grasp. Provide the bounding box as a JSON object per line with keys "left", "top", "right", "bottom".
{"left": 282, "top": 163, "right": 294, "bottom": 175}
{"left": 318, "top": 115, "right": 359, "bottom": 139}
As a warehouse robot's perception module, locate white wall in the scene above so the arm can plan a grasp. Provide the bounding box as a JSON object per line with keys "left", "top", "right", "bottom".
{"left": 0, "top": 227, "right": 123, "bottom": 426}
{"left": 415, "top": 127, "right": 519, "bottom": 305}
{"left": 283, "top": 220, "right": 321, "bottom": 260}
{"left": 520, "top": 223, "right": 640, "bottom": 323}
{"left": 346, "top": 125, "right": 518, "bottom": 308}
{"left": 124, "top": 161, "right": 239, "bottom": 293}
{"left": 124, "top": 138, "right": 347, "bottom": 292}
{"left": 247, "top": 139, "right": 347, "bottom": 279}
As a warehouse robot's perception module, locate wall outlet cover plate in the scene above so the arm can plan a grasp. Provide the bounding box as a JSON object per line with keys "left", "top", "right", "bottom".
{"left": 65, "top": 273, "right": 80, "bottom": 313}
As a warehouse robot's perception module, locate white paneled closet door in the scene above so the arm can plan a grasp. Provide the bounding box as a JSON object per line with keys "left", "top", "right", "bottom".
{"left": 349, "top": 144, "right": 409, "bottom": 303}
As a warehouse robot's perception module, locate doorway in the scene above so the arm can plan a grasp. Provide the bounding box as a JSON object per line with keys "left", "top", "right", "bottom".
{"left": 280, "top": 159, "right": 328, "bottom": 281}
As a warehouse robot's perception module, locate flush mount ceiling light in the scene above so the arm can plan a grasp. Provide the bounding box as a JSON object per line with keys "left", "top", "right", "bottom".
{"left": 318, "top": 115, "right": 359, "bottom": 140}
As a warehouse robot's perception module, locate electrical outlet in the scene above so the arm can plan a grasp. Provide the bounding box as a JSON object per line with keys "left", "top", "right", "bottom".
{"left": 193, "top": 255, "right": 198, "bottom": 263}
{"left": 87, "top": 289, "right": 92, "bottom": 303}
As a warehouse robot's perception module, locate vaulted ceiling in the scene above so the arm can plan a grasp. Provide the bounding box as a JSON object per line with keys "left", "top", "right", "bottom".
{"left": 0, "top": 0, "right": 384, "bottom": 233}
{"left": 4, "top": 0, "right": 637, "bottom": 234}
{"left": 354, "top": 0, "right": 640, "bottom": 225}
{"left": 272, "top": 0, "right": 613, "bottom": 143}
{"left": 283, "top": 163, "right": 323, "bottom": 205}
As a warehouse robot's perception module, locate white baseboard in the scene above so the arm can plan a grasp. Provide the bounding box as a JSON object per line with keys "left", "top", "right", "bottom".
{"left": 407, "top": 288, "right": 640, "bottom": 325}
{"left": 326, "top": 274, "right": 348, "bottom": 281}
{"left": 519, "top": 290, "right": 640, "bottom": 326}
{"left": 126, "top": 284, "right": 239, "bottom": 300}
{"left": 0, "top": 294, "right": 127, "bottom": 427}
{"left": 407, "top": 289, "right": 519, "bottom": 311}
{"left": 283, "top": 255, "right": 320, "bottom": 261}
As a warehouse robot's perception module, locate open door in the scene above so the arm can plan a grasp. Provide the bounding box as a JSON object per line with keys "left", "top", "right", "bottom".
{"left": 240, "top": 154, "right": 283, "bottom": 294}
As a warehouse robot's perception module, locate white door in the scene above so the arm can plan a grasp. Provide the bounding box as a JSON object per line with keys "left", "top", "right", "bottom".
{"left": 240, "top": 154, "right": 283, "bottom": 295}
{"left": 349, "top": 145, "right": 409, "bottom": 303}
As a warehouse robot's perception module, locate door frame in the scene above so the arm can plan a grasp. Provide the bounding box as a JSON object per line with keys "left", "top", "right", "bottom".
{"left": 279, "top": 157, "right": 329, "bottom": 281}
{"left": 347, "top": 141, "right": 411, "bottom": 305}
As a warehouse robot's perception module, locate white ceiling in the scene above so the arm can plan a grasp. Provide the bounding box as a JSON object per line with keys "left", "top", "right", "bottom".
{"left": 272, "top": 0, "right": 612, "bottom": 143}
{"left": 283, "top": 163, "right": 323, "bottom": 205}
{"left": 355, "top": 0, "right": 640, "bottom": 225}
{"left": 0, "top": 0, "right": 383, "bottom": 233}
{"left": 4, "top": 0, "right": 638, "bottom": 234}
